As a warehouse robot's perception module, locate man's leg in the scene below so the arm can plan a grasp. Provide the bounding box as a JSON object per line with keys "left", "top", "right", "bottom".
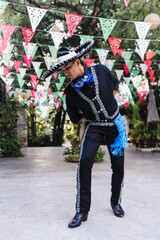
{"left": 68, "top": 125, "right": 103, "bottom": 228}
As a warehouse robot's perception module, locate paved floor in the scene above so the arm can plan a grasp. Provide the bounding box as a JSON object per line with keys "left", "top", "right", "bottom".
{"left": 0, "top": 144, "right": 160, "bottom": 240}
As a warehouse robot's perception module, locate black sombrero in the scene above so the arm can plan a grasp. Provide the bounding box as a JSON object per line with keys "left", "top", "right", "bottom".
{"left": 41, "top": 40, "right": 94, "bottom": 80}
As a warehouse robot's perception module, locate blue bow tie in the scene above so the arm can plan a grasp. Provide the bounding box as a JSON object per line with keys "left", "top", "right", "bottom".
{"left": 73, "top": 72, "right": 94, "bottom": 91}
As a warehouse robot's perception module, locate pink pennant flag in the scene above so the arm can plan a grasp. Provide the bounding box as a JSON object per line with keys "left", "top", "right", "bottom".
{"left": 13, "top": 61, "right": 22, "bottom": 72}
{"left": 23, "top": 55, "right": 32, "bottom": 68}
{"left": 145, "top": 51, "right": 157, "bottom": 60}
{"left": 149, "top": 76, "right": 156, "bottom": 83}
{"left": 64, "top": 13, "right": 83, "bottom": 37}
{"left": 0, "top": 24, "right": 17, "bottom": 41}
{"left": 21, "top": 27, "right": 36, "bottom": 46}
{"left": 117, "top": 49, "right": 125, "bottom": 58}
{"left": 30, "top": 90, "right": 36, "bottom": 98}
{"left": 53, "top": 72, "right": 59, "bottom": 79}
{"left": 84, "top": 59, "right": 95, "bottom": 67}
{"left": 3, "top": 67, "right": 10, "bottom": 77}
{"left": 137, "top": 91, "right": 147, "bottom": 105}
{"left": 30, "top": 74, "right": 38, "bottom": 90}
{"left": 143, "top": 60, "right": 152, "bottom": 70}
{"left": 108, "top": 38, "right": 122, "bottom": 56}
{"left": 123, "top": 64, "right": 129, "bottom": 75}
{"left": 124, "top": 0, "right": 130, "bottom": 7}
{"left": 123, "top": 102, "right": 130, "bottom": 108}
{"left": 0, "top": 38, "right": 8, "bottom": 55}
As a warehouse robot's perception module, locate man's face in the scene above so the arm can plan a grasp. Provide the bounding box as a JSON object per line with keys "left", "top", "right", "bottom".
{"left": 61, "top": 59, "right": 84, "bottom": 80}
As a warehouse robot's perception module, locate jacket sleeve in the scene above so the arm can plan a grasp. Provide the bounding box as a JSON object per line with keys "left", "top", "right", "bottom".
{"left": 66, "top": 94, "right": 84, "bottom": 124}
{"left": 103, "top": 65, "right": 119, "bottom": 90}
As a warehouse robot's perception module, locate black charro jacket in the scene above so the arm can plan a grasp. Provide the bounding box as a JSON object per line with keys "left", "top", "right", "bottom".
{"left": 64, "top": 64, "right": 119, "bottom": 124}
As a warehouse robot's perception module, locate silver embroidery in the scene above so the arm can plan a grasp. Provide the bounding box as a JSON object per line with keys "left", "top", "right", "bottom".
{"left": 91, "top": 67, "right": 119, "bottom": 120}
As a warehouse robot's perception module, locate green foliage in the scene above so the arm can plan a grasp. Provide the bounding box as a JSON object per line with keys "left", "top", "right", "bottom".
{"left": 128, "top": 100, "right": 160, "bottom": 148}
{"left": 0, "top": 97, "right": 23, "bottom": 157}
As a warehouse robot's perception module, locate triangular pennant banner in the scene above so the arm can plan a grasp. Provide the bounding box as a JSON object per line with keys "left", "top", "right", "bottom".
{"left": 124, "top": 0, "right": 130, "bottom": 7}
{"left": 19, "top": 68, "right": 27, "bottom": 78}
{"left": 21, "top": 27, "right": 36, "bottom": 46}
{"left": 105, "top": 60, "right": 115, "bottom": 70}
{"left": 3, "top": 43, "right": 14, "bottom": 54}
{"left": 108, "top": 38, "right": 122, "bottom": 56}
{"left": 122, "top": 51, "right": 133, "bottom": 65}
{"left": 44, "top": 57, "right": 53, "bottom": 69}
{"left": 143, "top": 60, "right": 152, "bottom": 71}
{"left": 135, "top": 39, "right": 150, "bottom": 60}
{"left": 64, "top": 13, "right": 83, "bottom": 37}
{"left": 58, "top": 76, "right": 66, "bottom": 85}
{"left": 2, "top": 53, "right": 11, "bottom": 65}
{"left": 37, "top": 69, "right": 43, "bottom": 79}
{"left": 131, "top": 69, "right": 139, "bottom": 77}
{"left": 145, "top": 51, "right": 157, "bottom": 60}
{"left": 0, "top": 24, "right": 17, "bottom": 41}
{"left": 55, "top": 82, "right": 63, "bottom": 91}
{"left": 17, "top": 73, "right": 25, "bottom": 88}
{"left": 137, "top": 91, "right": 147, "bottom": 105}
{"left": 6, "top": 85, "right": 12, "bottom": 94}
{"left": 30, "top": 74, "right": 38, "bottom": 90}
{"left": 3, "top": 67, "right": 10, "bottom": 77}
{"left": 48, "top": 45, "right": 57, "bottom": 59}
{"left": 134, "top": 22, "right": 151, "bottom": 40}
{"left": 32, "top": 62, "right": 42, "bottom": 74}
{"left": 23, "top": 55, "right": 32, "bottom": 68}
{"left": 79, "top": 35, "right": 94, "bottom": 44}
{"left": 0, "top": 1, "right": 9, "bottom": 15}
{"left": 117, "top": 49, "right": 125, "bottom": 58}
{"left": 13, "top": 61, "right": 22, "bottom": 72}
{"left": 84, "top": 59, "right": 95, "bottom": 67}
{"left": 140, "top": 64, "right": 148, "bottom": 75}
{"left": 27, "top": 6, "right": 47, "bottom": 32}
{"left": 115, "top": 70, "right": 123, "bottom": 80}
{"left": 23, "top": 42, "right": 37, "bottom": 58}
{"left": 99, "top": 18, "right": 117, "bottom": 41}
{"left": 123, "top": 64, "right": 129, "bottom": 75}
{"left": 123, "top": 77, "right": 131, "bottom": 85}
{"left": 50, "top": 32, "right": 65, "bottom": 49}
{"left": 126, "top": 60, "right": 134, "bottom": 72}
{"left": 43, "top": 80, "right": 51, "bottom": 91}
{"left": 0, "top": 38, "right": 8, "bottom": 55}
{"left": 4, "top": 78, "right": 14, "bottom": 86}
{"left": 53, "top": 72, "right": 59, "bottom": 79}
{"left": 95, "top": 49, "right": 109, "bottom": 65}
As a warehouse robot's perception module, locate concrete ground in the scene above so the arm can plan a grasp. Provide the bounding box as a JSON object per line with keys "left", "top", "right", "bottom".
{"left": 0, "top": 144, "right": 160, "bottom": 240}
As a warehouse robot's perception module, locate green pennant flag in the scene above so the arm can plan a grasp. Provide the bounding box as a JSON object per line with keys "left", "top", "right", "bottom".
{"left": 58, "top": 76, "right": 65, "bottom": 84}
{"left": 53, "top": 92, "right": 59, "bottom": 99}
{"left": 55, "top": 82, "right": 63, "bottom": 91}
{"left": 79, "top": 35, "right": 94, "bottom": 44}
{"left": 17, "top": 74, "right": 25, "bottom": 88}
{"left": 31, "top": 46, "right": 38, "bottom": 59}
{"left": 43, "top": 99, "right": 49, "bottom": 106}
{"left": 0, "top": 1, "right": 9, "bottom": 15}
{"left": 61, "top": 95, "right": 66, "bottom": 105}
{"left": 158, "top": 64, "right": 160, "bottom": 69}
{"left": 155, "top": 50, "right": 160, "bottom": 55}
{"left": 16, "top": 88, "right": 24, "bottom": 97}
{"left": 48, "top": 45, "right": 57, "bottom": 59}
{"left": 3, "top": 53, "right": 11, "bottom": 65}
{"left": 126, "top": 60, "right": 134, "bottom": 72}
{"left": 122, "top": 51, "right": 133, "bottom": 66}
{"left": 26, "top": 89, "right": 31, "bottom": 98}
{"left": 99, "top": 18, "right": 117, "bottom": 41}
{"left": 37, "top": 69, "right": 43, "bottom": 78}
{"left": 131, "top": 69, "right": 139, "bottom": 77}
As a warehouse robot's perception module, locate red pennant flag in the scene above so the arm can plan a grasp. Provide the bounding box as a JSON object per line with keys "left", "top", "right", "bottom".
{"left": 148, "top": 69, "right": 155, "bottom": 77}
{"left": 23, "top": 55, "right": 32, "bottom": 68}
{"left": 145, "top": 51, "right": 157, "bottom": 60}
{"left": 143, "top": 60, "right": 152, "bottom": 70}
{"left": 53, "top": 72, "right": 59, "bottom": 79}
{"left": 30, "top": 90, "right": 36, "bottom": 98}
{"left": 3, "top": 67, "right": 10, "bottom": 77}
{"left": 0, "top": 38, "right": 8, "bottom": 55}
{"left": 149, "top": 76, "right": 156, "bottom": 82}
{"left": 64, "top": 13, "right": 83, "bottom": 37}
{"left": 137, "top": 91, "right": 147, "bottom": 105}
{"left": 13, "top": 61, "right": 22, "bottom": 72}
{"left": 84, "top": 59, "right": 95, "bottom": 67}
{"left": 108, "top": 38, "right": 122, "bottom": 56}
{"left": 21, "top": 27, "right": 36, "bottom": 46}
{"left": 123, "top": 64, "right": 129, "bottom": 75}
{"left": 0, "top": 24, "right": 17, "bottom": 41}
{"left": 123, "top": 102, "right": 130, "bottom": 108}
{"left": 117, "top": 49, "right": 125, "bottom": 58}
{"left": 30, "top": 75, "right": 38, "bottom": 90}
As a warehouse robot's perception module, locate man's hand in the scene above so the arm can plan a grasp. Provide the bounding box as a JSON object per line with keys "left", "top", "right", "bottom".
{"left": 113, "top": 90, "right": 117, "bottom": 96}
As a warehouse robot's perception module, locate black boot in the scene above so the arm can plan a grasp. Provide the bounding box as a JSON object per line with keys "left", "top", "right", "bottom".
{"left": 111, "top": 203, "right": 124, "bottom": 217}
{"left": 68, "top": 213, "right": 88, "bottom": 228}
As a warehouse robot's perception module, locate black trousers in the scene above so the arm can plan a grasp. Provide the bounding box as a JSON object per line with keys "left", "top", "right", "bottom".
{"left": 76, "top": 124, "right": 124, "bottom": 213}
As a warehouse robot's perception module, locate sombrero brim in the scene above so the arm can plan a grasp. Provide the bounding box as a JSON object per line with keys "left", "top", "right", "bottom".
{"left": 41, "top": 40, "right": 94, "bottom": 80}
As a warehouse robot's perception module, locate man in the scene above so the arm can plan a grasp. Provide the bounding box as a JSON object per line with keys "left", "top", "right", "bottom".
{"left": 41, "top": 40, "right": 128, "bottom": 228}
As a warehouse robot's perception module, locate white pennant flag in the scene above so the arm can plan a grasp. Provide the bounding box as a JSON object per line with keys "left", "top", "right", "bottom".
{"left": 5, "top": 78, "right": 14, "bottom": 86}
{"left": 135, "top": 39, "right": 150, "bottom": 60}
{"left": 19, "top": 68, "right": 27, "bottom": 78}
{"left": 50, "top": 32, "right": 65, "bottom": 49}
{"left": 43, "top": 80, "right": 51, "bottom": 91}
{"left": 58, "top": 92, "right": 64, "bottom": 98}
{"left": 115, "top": 70, "right": 123, "bottom": 80}
{"left": 32, "top": 62, "right": 42, "bottom": 74}
{"left": 6, "top": 85, "right": 12, "bottom": 94}
{"left": 23, "top": 42, "right": 37, "bottom": 58}
{"left": 3, "top": 43, "right": 14, "bottom": 54}
{"left": 46, "top": 75, "right": 52, "bottom": 81}
{"left": 105, "top": 60, "right": 115, "bottom": 71}
{"left": 123, "top": 77, "right": 131, "bottom": 85}
{"left": 42, "top": 91, "right": 48, "bottom": 99}
{"left": 44, "top": 57, "right": 53, "bottom": 69}
{"left": 95, "top": 49, "right": 109, "bottom": 65}
{"left": 27, "top": 6, "right": 47, "bottom": 32}
{"left": 140, "top": 63, "right": 148, "bottom": 75}
{"left": 134, "top": 22, "right": 151, "bottom": 39}
{"left": 8, "top": 90, "right": 13, "bottom": 97}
